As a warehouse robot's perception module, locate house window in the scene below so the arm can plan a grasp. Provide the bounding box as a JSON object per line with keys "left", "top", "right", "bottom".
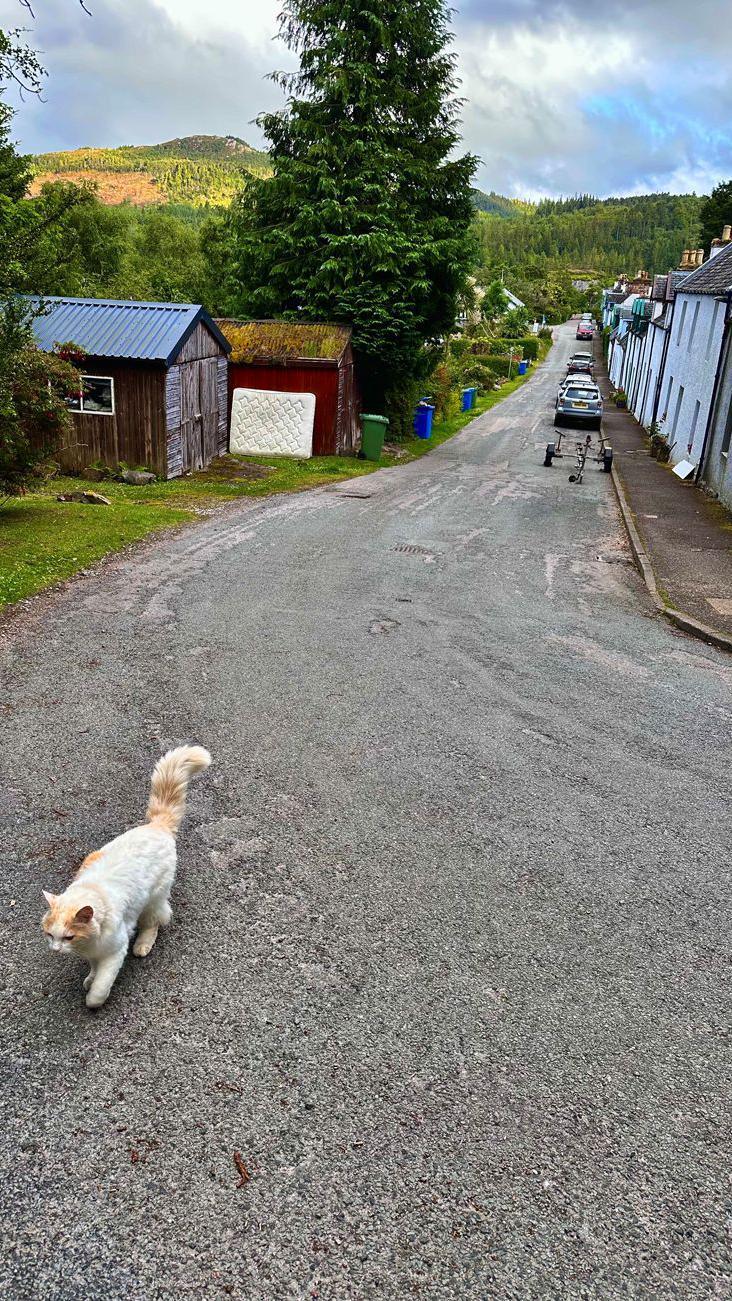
{"left": 687, "top": 301, "right": 700, "bottom": 351}
{"left": 663, "top": 374, "right": 674, "bottom": 420}
{"left": 706, "top": 300, "right": 722, "bottom": 359}
{"left": 67, "top": 375, "right": 115, "bottom": 416}
{"left": 671, "top": 384, "right": 685, "bottom": 440}
{"left": 722, "top": 397, "right": 732, "bottom": 458}
{"left": 675, "top": 299, "right": 687, "bottom": 345}
{"left": 689, "top": 399, "right": 701, "bottom": 452}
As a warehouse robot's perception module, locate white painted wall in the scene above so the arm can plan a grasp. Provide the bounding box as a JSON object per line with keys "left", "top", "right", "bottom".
{"left": 701, "top": 328, "right": 732, "bottom": 506}
{"left": 635, "top": 320, "right": 669, "bottom": 428}
{"left": 658, "top": 291, "right": 726, "bottom": 465}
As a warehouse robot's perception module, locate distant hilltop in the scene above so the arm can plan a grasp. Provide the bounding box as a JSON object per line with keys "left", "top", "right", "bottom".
{"left": 30, "top": 134, "right": 272, "bottom": 208}
{"left": 30, "top": 132, "right": 522, "bottom": 216}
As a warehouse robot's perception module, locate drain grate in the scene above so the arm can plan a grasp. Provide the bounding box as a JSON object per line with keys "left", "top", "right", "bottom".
{"left": 338, "top": 491, "right": 373, "bottom": 499}
{"left": 394, "top": 542, "right": 433, "bottom": 556}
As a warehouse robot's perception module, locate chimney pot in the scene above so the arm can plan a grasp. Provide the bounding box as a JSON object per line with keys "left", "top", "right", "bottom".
{"left": 723, "top": 224, "right": 732, "bottom": 242}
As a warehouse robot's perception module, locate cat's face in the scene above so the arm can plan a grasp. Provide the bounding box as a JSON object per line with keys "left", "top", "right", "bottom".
{"left": 41, "top": 892, "right": 97, "bottom": 954}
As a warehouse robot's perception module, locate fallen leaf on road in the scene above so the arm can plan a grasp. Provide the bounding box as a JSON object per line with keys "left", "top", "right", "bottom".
{"left": 233, "top": 1152, "right": 251, "bottom": 1187}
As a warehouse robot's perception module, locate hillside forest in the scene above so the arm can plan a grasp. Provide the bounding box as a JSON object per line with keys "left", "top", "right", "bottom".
{"left": 15, "top": 137, "right": 714, "bottom": 323}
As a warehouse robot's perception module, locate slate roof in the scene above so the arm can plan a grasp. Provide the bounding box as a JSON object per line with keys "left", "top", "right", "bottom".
{"left": 672, "top": 242, "right": 732, "bottom": 297}
{"left": 651, "top": 274, "right": 668, "bottom": 301}
{"left": 28, "top": 297, "right": 230, "bottom": 365}
{"left": 666, "top": 271, "right": 692, "bottom": 301}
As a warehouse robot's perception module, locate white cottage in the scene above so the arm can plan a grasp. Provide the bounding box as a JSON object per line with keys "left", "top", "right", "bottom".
{"left": 631, "top": 271, "right": 691, "bottom": 429}
{"left": 656, "top": 234, "right": 732, "bottom": 466}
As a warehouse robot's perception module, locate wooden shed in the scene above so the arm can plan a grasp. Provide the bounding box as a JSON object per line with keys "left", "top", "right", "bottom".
{"left": 218, "top": 320, "right": 359, "bottom": 456}
{"left": 30, "top": 297, "right": 231, "bottom": 479}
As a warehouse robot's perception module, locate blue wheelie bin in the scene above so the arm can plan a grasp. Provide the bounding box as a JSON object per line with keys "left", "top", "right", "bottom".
{"left": 414, "top": 402, "right": 435, "bottom": 439}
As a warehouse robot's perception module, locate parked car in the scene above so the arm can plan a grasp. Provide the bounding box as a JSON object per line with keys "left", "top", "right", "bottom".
{"left": 567, "top": 352, "right": 594, "bottom": 375}
{"left": 555, "top": 383, "right": 603, "bottom": 429}
{"left": 556, "top": 376, "right": 600, "bottom": 407}
{"left": 576, "top": 324, "right": 594, "bottom": 341}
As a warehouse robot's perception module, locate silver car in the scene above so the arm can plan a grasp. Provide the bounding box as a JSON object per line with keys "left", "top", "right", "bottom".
{"left": 555, "top": 382, "right": 603, "bottom": 429}
{"left": 556, "top": 376, "right": 599, "bottom": 408}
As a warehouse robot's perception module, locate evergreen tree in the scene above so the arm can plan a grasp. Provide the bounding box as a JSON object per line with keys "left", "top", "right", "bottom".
{"left": 699, "top": 180, "right": 732, "bottom": 253}
{"left": 225, "top": 0, "right": 477, "bottom": 426}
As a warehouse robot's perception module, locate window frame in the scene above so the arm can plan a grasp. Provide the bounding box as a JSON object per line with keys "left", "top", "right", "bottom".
{"left": 68, "top": 374, "right": 116, "bottom": 417}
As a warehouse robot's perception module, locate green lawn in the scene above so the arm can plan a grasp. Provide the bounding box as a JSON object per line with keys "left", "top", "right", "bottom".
{"left": 0, "top": 341, "right": 550, "bottom": 609}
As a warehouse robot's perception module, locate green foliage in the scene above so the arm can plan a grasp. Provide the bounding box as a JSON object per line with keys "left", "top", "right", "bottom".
{"left": 698, "top": 180, "right": 732, "bottom": 253}
{"left": 222, "top": 0, "right": 477, "bottom": 411}
{"left": 474, "top": 192, "right": 701, "bottom": 320}
{"left": 482, "top": 279, "right": 509, "bottom": 320}
{"left": 472, "top": 189, "right": 533, "bottom": 218}
{"left": 0, "top": 300, "right": 80, "bottom": 503}
{"left": 499, "top": 305, "right": 531, "bottom": 337}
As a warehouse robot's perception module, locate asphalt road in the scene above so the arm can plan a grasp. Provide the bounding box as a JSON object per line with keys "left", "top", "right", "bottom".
{"left": 1, "top": 322, "right": 731, "bottom": 1300}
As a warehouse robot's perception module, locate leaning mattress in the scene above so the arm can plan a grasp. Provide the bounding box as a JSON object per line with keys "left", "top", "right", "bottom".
{"left": 229, "top": 387, "right": 316, "bottom": 459}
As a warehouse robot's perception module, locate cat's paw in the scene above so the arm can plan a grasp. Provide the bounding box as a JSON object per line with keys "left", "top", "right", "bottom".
{"left": 85, "top": 989, "right": 109, "bottom": 1009}
{"left": 83, "top": 972, "right": 94, "bottom": 992}
{"left": 133, "top": 939, "right": 152, "bottom": 957}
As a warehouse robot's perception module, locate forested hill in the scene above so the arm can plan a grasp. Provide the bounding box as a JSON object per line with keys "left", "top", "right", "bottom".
{"left": 30, "top": 135, "right": 271, "bottom": 207}
{"left": 475, "top": 191, "right": 702, "bottom": 280}
{"left": 471, "top": 188, "right": 531, "bottom": 217}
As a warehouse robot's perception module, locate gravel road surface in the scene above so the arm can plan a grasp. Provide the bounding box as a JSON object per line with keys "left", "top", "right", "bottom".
{"left": 1, "top": 322, "right": 730, "bottom": 1299}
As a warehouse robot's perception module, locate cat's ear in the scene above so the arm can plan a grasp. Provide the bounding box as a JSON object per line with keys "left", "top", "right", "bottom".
{"left": 74, "top": 905, "right": 94, "bottom": 924}
{"left": 42, "top": 890, "right": 56, "bottom": 907}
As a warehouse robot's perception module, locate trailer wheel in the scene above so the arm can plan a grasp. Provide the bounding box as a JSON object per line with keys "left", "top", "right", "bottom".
{"left": 544, "top": 442, "right": 555, "bottom": 467}
{"left": 602, "top": 447, "right": 613, "bottom": 472}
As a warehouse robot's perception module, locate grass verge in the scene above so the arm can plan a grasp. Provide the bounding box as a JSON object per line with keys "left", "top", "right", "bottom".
{"left": 0, "top": 337, "right": 551, "bottom": 609}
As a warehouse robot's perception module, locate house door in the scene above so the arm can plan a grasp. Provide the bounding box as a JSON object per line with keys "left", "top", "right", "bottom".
{"left": 180, "top": 363, "right": 204, "bottom": 471}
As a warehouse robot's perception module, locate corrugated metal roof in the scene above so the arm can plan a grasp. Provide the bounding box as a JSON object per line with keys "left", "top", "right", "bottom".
{"left": 217, "top": 318, "right": 351, "bottom": 364}
{"left": 27, "top": 297, "right": 230, "bottom": 365}
{"left": 672, "top": 242, "right": 732, "bottom": 297}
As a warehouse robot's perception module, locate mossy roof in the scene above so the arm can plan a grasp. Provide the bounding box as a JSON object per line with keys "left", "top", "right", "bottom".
{"left": 217, "top": 319, "right": 351, "bottom": 364}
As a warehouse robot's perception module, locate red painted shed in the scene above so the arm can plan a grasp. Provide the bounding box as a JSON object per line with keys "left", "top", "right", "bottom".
{"left": 217, "top": 320, "right": 360, "bottom": 456}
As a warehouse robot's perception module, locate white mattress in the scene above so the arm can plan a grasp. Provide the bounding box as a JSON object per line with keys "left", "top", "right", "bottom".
{"left": 229, "top": 387, "right": 316, "bottom": 459}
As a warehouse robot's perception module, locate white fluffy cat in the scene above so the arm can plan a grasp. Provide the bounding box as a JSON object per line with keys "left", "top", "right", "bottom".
{"left": 42, "top": 745, "right": 211, "bottom": 1008}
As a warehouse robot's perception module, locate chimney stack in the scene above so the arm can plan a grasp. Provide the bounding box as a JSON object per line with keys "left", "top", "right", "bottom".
{"left": 708, "top": 228, "right": 731, "bottom": 260}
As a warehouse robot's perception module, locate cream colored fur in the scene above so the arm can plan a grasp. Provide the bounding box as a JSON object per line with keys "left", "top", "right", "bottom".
{"left": 41, "top": 745, "right": 211, "bottom": 1008}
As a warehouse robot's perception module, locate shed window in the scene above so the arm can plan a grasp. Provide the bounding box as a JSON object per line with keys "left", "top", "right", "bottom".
{"left": 68, "top": 376, "right": 115, "bottom": 416}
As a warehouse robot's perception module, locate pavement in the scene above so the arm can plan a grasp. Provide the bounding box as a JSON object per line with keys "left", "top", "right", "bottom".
{"left": 1, "top": 321, "right": 731, "bottom": 1300}
{"left": 597, "top": 350, "right": 732, "bottom": 644}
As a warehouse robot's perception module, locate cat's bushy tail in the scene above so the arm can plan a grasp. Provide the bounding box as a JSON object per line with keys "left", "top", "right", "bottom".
{"left": 146, "top": 745, "right": 212, "bottom": 835}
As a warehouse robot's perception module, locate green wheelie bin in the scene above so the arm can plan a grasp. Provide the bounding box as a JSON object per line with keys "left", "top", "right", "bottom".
{"left": 359, "top": 413, "right": 389, "bottom": 461}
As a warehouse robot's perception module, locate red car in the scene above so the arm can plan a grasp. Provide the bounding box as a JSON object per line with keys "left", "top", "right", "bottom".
{"left": 576, "top": 325, "right": 594, "bottom": 341}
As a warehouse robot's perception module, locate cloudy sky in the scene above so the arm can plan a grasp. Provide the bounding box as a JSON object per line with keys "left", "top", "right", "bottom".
{"left": 2, "top": 0, "right": 731, "bottom": 199}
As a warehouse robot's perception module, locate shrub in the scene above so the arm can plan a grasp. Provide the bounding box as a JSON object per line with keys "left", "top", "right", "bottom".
{"left": 491, "top": 335, "right": 539, "bottom": 360}
{"left": 0, "top": 304, "right": 81, "bottom": 505}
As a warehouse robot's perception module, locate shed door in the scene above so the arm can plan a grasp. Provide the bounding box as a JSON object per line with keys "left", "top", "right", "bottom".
{"left": 180, "top": 358, "right": 221, "bottom": 471}
{"left": 200, "top": 358, "right": 220, "bottom": 465}
{"left": 180, "top": 363, "right": 203, "bottom": 471}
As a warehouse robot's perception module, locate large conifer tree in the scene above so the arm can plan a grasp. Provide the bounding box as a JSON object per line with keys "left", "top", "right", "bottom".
{"left": 226, "top": 0, "right": 477, "bottom": 422}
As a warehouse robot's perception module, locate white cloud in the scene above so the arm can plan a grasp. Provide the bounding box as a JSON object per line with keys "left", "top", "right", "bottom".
{"left": 1, "top": 0, "right": 731, "bottom": 196}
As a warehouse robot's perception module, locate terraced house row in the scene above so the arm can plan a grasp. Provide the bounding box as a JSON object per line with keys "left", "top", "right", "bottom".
{"left": 603, "top": 227, "right": 732, "bottom": 507}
